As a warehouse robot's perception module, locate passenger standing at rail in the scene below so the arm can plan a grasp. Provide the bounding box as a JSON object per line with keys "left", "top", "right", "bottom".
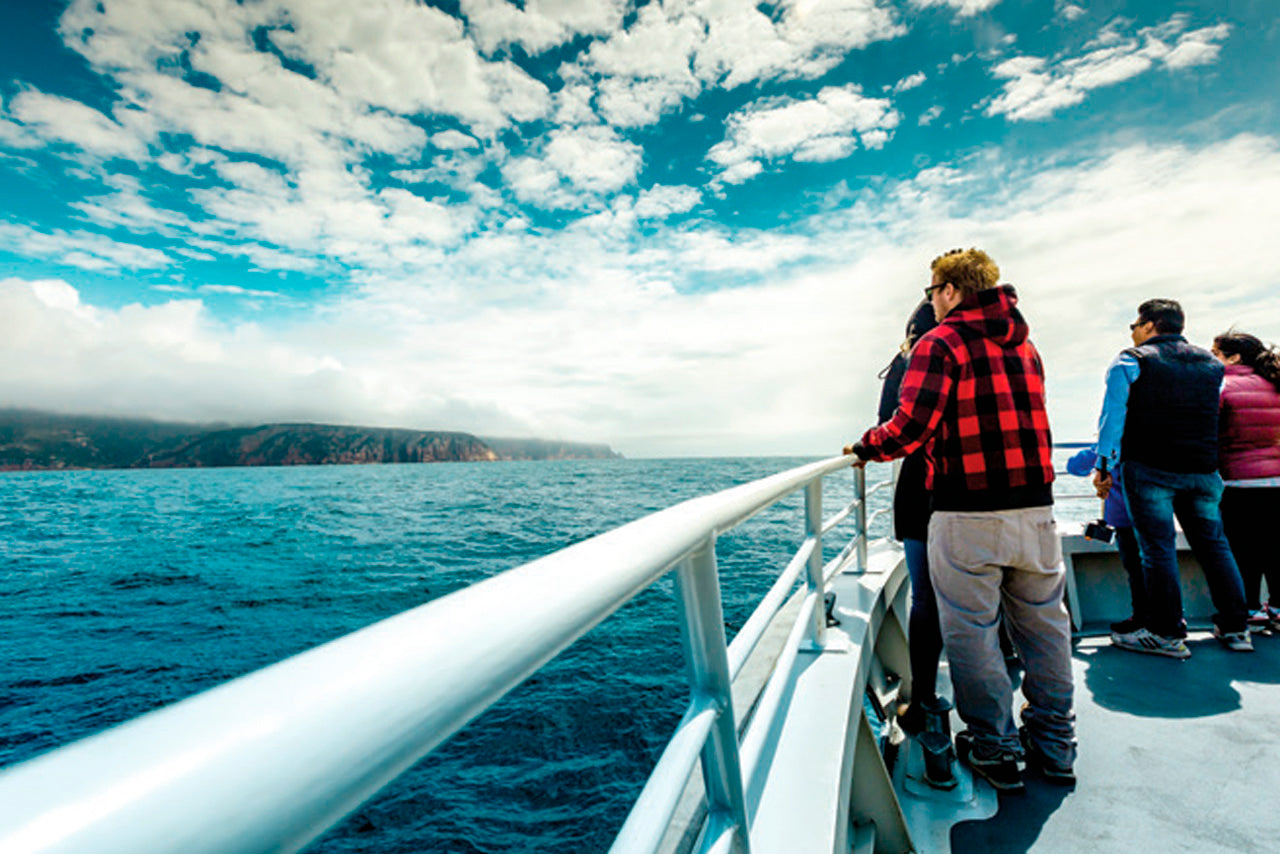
{"left": 1093, "top": 300, "right": 1252, "bottom": 657}
{"left": 1212, "top": 330, "right": 1280, "bottom": 633}
{"left": 1066, "top": 446, "right": 1147, "bottom": 633}
{"left": 875, "top": 301, "right": 947, "bottom": 745}
{"left": 845, "top": 248, "right": 1076, "bottom": 793}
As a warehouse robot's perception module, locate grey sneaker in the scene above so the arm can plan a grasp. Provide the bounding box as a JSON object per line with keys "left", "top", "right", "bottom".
{"left": 1111, "top": 627, "right": 1191, "bottom": 659}
{"left": 1213, "top": 625, "right": 1254, "bottom": 652}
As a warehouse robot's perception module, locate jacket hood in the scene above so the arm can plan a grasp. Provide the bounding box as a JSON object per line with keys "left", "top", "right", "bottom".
{"left": 943, "top": 284, "right": 1028, "bottom": 347}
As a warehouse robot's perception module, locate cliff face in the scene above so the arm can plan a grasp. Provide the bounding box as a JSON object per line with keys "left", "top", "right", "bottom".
{"left": 141, "top": 424, "right": 499, "bottom": 468}
{"left": 0, "top": 410, "right": 619, "bottom": 471}
{"left": 481, "top": 437, "right": 621, "bottom": 461}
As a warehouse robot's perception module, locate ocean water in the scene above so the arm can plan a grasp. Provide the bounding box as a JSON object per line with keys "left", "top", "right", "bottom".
{"left": 0, "top": 454, "right": 1096, "bottom": 852}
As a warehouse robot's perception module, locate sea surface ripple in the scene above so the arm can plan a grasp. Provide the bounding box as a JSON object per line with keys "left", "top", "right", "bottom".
{"left": 0, "top": 454, "right": 1093, "bottom": 852}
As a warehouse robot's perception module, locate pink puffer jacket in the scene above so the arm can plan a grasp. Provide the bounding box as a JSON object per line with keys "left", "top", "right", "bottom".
{"left": 1219, "top": 364, "right": 1280, "bottom": 480}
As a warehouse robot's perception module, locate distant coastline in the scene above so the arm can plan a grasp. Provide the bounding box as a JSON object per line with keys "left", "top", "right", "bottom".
{"left": 0, "top": 409, "right": 621, "bottom": 471}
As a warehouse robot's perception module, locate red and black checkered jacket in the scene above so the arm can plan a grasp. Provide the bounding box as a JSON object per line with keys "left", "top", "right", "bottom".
{"left": 853, "top": 284, "right": 1055, "bottom": 512}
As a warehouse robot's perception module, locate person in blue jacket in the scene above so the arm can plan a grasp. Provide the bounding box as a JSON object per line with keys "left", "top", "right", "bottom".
{"left": 1066, "top": 446, "right": 1145, "bottom": 633}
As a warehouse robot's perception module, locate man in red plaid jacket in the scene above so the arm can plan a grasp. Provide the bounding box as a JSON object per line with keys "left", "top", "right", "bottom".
{"left": 844, "top": 248, "right": 1076, "bottom": 792}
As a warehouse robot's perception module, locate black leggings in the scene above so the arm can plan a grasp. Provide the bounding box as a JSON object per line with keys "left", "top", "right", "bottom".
{"left": 1220, "top": 486, "right": 1280, "bottom": 610}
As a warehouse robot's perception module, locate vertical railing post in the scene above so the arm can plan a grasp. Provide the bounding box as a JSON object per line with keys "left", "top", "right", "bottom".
{"left": 854, "top": 466, "right": 868, "bottom": 570}
{"left": 803, "top": 479, "right": 826, "bottom": 649}
{"left": 674, "top": 538, "right": 751, "bottom": 854}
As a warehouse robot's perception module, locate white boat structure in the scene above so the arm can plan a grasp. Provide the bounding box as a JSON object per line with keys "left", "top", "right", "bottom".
{"left": 0, "top": 456, "right": 1275, "bottom": 852}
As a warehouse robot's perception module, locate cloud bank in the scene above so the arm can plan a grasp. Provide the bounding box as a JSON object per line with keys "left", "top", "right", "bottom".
{"left": 5, "top": 134, "right": 1278, "bottom": 456}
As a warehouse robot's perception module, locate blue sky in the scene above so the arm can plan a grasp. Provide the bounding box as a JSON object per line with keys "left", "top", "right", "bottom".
{"left": 2, "top": 0, "right": 1279, "bottom": 457}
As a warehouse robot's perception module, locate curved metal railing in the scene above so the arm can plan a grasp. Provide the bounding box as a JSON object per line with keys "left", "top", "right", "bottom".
{"left": 0, "top": 456, "right": 907, "bottom": 854}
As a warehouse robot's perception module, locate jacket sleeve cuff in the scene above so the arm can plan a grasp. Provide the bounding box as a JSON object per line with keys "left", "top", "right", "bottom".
{"left": 851, "top": 441, "right": 874, "bottom": 461}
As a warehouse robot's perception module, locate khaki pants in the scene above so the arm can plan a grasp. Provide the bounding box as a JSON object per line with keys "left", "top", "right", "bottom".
{"left": 928, "top": 506, "right": 1077, "bottom": 766}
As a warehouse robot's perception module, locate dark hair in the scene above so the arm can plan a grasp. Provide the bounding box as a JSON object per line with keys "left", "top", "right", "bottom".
{"left": 878, "top": 299, "right": 939, "bottom": 379}
{"left": 906, "top": 298, "right": 938, "bottom": 344}
{"left": 1214, "top": 329, "right": 1280, "bottom": 391}
{"left": 1136, "top": 298, "right": 1184, "bottom": 335}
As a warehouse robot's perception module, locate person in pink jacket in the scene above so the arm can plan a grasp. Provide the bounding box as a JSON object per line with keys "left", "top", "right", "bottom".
{"left": 1212, "top": 330, "right": 1280, "bottom": 632}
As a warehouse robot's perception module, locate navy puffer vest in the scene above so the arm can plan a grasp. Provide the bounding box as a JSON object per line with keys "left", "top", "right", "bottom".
{"left": 1122, "top": 334, "right": 1223, "bottom": 473}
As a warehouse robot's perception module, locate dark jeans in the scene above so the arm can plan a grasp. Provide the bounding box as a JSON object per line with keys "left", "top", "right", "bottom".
{"left": 1115, "top": 525, "right": 1146, "bottom": 622}
{"left": 903, "top": 537, "right": 943, "bottom": 702}
{"left": 1121, "top": 461, "right": 1248, "bottom": 637}
{"left": 1220, "top": 486, "right": 1280, "bottom": 611}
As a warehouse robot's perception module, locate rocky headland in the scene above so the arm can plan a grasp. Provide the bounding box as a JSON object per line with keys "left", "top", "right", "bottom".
{"left": 0, "top": 410, "right": 621, "bottom": 471}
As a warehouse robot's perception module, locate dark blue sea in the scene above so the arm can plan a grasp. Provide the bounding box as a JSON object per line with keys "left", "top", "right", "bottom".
{"left": 0, "top": 454, "right": 1095, "bottom": 852}
{"left": 0, "top": 458, "right": 883, "bottom": 852}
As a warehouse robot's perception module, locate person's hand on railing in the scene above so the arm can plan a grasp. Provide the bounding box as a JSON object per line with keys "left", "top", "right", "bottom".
{"left": 841, "top": 444, "right": 867, "bottom": 468}
{"left": 1092, "top": 469, "right": 1111, "bottom": 500}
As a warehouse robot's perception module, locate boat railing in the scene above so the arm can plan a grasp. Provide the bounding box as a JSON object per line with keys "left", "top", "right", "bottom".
{"left": 0, "top": 455, "right": 907, "bottom": 854}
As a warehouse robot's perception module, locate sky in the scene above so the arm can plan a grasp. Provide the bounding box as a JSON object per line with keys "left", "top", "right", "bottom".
{"left": 1, "top": 0, "right": 1279, "bottom": 458}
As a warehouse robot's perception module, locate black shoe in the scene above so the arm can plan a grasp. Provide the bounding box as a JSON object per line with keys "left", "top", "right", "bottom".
{"left": 956, "top": 731, "right": 1024, "bottom": 793}
{"left": 896, "top": 702, "right": 926, "bottom": 736}
{"left": 1109, "top": 616, "right": 1143, "bottom": 634}
{"left": 1019, "top": 727, "right": 1076, "bottom": 786}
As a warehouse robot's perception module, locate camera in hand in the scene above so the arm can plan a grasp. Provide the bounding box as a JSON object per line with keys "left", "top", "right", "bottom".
{"left": 1085, "top": 459, "right": 1115, "bottom": 542}
{"left": 1084, "top": 518, "right": 1114, "bottom": 543}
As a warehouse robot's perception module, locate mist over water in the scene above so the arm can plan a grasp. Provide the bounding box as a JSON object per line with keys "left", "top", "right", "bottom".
{"left": 0, "top": 453, "right": 1095, "bottom": 851}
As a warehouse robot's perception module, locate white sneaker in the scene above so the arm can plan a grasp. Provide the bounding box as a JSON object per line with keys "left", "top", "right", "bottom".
{"left": 1111, "top": 627, "right": 1191, "bottom": 659}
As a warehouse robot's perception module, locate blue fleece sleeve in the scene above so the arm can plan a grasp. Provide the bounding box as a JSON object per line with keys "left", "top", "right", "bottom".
{"left": 1096, "top": 352, "right": 1139, "bottom": 471}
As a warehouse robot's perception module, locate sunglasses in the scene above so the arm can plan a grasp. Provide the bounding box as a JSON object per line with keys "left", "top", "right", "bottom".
{"left": 1129, "top": 320, "right": 1149, "bottom": 331}
{"left": 924, "top": 283, "right": 946, "bottom": 299}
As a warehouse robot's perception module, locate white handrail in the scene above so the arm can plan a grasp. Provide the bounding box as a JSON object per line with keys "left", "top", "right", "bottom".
{"left": 726, "top": 538, "right": 814, "bottom": 681}
{"left": 0, "top": 455, "right": 875, "bottom": 854}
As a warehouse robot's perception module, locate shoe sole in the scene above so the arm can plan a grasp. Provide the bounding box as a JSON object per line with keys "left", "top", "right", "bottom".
{"left": 1033, "top": 767, "right": 1077, "bottom": 786}
{"left": 1213, "top": 633, "right": 1255, "bottom": 652}
{"left": 966, "top": 762, "right": 1025, "bottom": 793}
{"left": 1110, "top": 634, "right": 1191, "bottom": 659}
{"left": 1019, "top": 729, "right": 1077, "bottom": 786}
{"left": 1024, "top": 752, "right": 1077, "bottom": 786}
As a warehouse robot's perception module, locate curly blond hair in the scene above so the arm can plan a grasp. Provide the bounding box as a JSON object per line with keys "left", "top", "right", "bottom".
{"left": 930, "top": 248, "right": 1000, "bottom": 299}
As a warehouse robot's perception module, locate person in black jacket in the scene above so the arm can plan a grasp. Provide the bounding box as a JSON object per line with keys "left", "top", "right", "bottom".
{"left": 1093, "top": 299, "right": 1251, "bottom": 657}
{"left": 876, "top": 300, "right": 944, "bottom": 738}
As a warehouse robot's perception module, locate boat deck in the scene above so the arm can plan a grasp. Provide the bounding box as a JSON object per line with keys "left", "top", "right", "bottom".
{"left": 941, "top": 632, "right": 1280, "bottom": 853}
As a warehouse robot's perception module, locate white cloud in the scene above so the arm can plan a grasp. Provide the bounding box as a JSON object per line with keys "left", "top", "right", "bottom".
{"left": 708, "top": 85, "right": 900, "bottom": 182}
{"left": 459, "top": 0, "right": 627, "bottom": 56}
{"left": 503, "top": 124, "right": 644, "bottom": 207}
{"left": 986, "top": 14, "right": 1232, "bottom": 121}
{"left": 696, "top": 0, "right": 904, "bottom": 88}
{"left": 1163, "top": 24, "right": 1232, "bottom": 69}
{"left": 0, "top": 223, "right": 171, "bottom": 272}
{"left": 634, "top": 185, "right": 702, "bottom": 219}
{"left": 1056, "top": 2, "right": 1086, "bottom": 23}
{"left": 432, "top": 130, "right": 480, "bottom": 150}
{"left": 69, "top": 175, "right": 188, "bottom": 233}
{"left": 596, "top": 75, "right": 701, "bottom": 129}
{"left": 918, "top": 105, "right": 943, "bottom": 126}
{"left": 5, "top": 134, "right": 1280, "bottom": 456}
{"left": 199, "top": 284, "right": 281, "bottom": 298}
{"left": 545, "top": 125, "right": 644, "bottom": 193}
{"left": 892, "top": 72, "right": 927, "bottom": 94}
{"left": 570, "top": 0, "right": 904, "bottom": 129}
{"left": 910, "top": 0, "right": 1002, "bottom": 18}
{"left": 26, "top": 0, "right": 542, "bottom": 274}
{"left": 3, "top": 0, "right": 908, "bottom": 293}
{"left": 7, "top": 90, "right": 148, "bottom": 160}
